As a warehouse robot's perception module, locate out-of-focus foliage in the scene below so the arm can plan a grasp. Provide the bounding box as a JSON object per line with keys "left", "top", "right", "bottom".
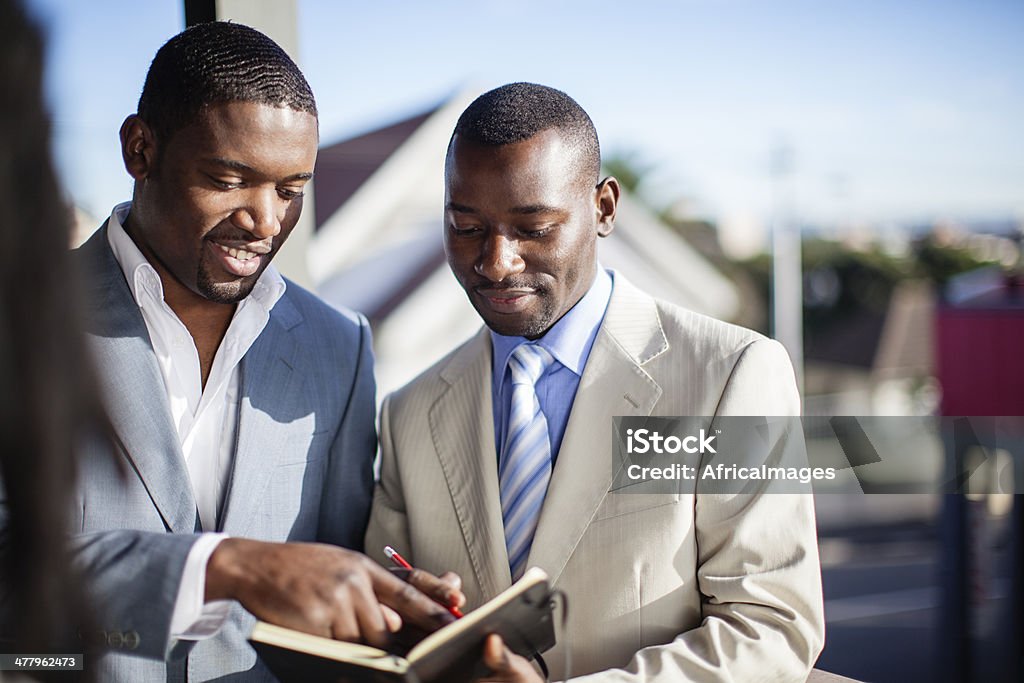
{"left": 914, "top": 234, "right": 1004, "bottom": 286}
{"left": 739, "top": 236, "right": 1004, "bottom": 339}
{"left": 603, "top": 151, "right": 656, "bottom": 196}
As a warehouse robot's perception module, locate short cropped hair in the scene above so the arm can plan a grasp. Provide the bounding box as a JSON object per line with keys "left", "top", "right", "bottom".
{"left": 137, "top": 21, "right": 317, "bottom": 143}
{"left": 452, "top": 82, "right": 601, "bottom": 184}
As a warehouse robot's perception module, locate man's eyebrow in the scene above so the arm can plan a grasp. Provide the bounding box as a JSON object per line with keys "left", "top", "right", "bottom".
{"left": 205, "top": 157, "right": 313, "bottom": 182}
{"left": 445, "top": 202, "right": 477, "bottom": 214}
{"left": 445, "top": 202, "right": 564, "bottom": 215}
{"left": 509, "top": 204, "right": 562, "bottom": 216}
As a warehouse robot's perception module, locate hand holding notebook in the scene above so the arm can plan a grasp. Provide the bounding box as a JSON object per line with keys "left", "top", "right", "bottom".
{"left": 250, "top": 567, "right": 557, "bottom": 683}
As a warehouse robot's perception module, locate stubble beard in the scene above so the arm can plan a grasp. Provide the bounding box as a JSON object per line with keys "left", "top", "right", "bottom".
{"left": 476, "top": 287, "right": 558, "bottom": 339}
{"left": 196, "top": 260, "right": 260, "bottom": 305}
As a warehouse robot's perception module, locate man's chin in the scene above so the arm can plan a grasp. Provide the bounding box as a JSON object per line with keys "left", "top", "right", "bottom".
{"left": 480, "top": 313, "right": 551, "bottom": 340}
{"left": 199, "top": 277, "right": 258, "bottom": 305}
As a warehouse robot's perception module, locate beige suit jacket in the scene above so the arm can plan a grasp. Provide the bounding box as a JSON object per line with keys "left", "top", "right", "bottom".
{"left": 366, "top": 274, "right": 824, "bottom": 682}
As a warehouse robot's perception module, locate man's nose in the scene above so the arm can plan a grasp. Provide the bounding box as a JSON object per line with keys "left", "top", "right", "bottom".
{"left": 475, "top": 233, "right": 525, "bottom": 282}
{"left": 232, "top": 188, "right": 282, "bottom": 239}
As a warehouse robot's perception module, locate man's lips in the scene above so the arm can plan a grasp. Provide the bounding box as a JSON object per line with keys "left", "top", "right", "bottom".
{"left": 474, "top": 287, "right": 537, "bottom": 313}
{"left": 210, "top": 237, "right": 272, "bottom": 256}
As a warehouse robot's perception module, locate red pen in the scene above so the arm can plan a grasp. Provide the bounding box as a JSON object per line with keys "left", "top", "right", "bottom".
{"left": 384, "top": 545, "right": 464, "bottom": 618}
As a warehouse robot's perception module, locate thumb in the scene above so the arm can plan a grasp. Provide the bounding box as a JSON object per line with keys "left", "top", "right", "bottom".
{"left": 483, "top": 634, "right": 511, "bottom": 672}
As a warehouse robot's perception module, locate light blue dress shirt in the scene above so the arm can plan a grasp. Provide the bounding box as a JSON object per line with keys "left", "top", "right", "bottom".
{"left": 491, "top": 268, "right": 614, "bottom": 464}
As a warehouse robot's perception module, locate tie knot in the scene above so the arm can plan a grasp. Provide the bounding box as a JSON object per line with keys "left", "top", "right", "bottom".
{"left": 509, "top": 343, "right": 554, "bottom": 386}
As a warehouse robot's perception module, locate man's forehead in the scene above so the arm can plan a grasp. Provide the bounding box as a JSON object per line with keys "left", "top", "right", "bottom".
{"left": 158, "top": 101, "right": 318, "bottom": 178}
{"left": 446, "top": 129, "right": 587, "bottom": 188}
{"left": 202, "top": 100, "right": 316, "bottom": 128}
{"left": 450, "top": 128, "right": 568, "bottom": 158}
{"left": 163, "top": 100, "right": 316, "bottom": 142}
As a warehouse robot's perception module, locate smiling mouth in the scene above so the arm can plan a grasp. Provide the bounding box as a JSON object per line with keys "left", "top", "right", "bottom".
{"left": 215, "top": 243, "right": 264, "bottom": 261}
{"left": 209, "top": 241, "right": 270, "bottom": 278}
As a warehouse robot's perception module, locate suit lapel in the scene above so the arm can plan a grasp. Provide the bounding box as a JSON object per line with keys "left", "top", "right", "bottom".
{"left": 527, "top": 275, "right": 667, "bottom": 585}
{"left": 428, "top": 330, "right": 512, "bottom": 598}
{"left": 79, "top": 227, "right": 197, "bottom": 534}
{"left": 218, "top": 295, "right": 301, "bottom": 535}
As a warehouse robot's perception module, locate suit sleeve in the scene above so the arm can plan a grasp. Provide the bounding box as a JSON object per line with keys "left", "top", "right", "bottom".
{"left": 68, "top": 528, "right": 201, "bottom": 660}
{"left": 0, "top": 424, "right": 205, "bottom": 661}
{"left": 569, "top": 339, "right": 825, "bottom": 683}
{"left": 0, "top": 483, "right": 197, "bottom": 662}
{"left": 364, "top": 393, "right": 412, "bottom": 568}
{"left": 317, "top": 313, "right": 377, "bottom": 551}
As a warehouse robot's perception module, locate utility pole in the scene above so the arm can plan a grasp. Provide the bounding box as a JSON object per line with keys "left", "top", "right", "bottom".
{"left": 770, "top": 141, "right": 804, "bottom": 394}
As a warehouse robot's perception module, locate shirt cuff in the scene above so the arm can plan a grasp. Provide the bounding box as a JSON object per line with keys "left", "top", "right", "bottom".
{"left": 169, "top": 533, "right": 232, "bottom": 640}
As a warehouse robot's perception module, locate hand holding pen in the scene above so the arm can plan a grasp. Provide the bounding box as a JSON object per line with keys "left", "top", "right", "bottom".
{"left": 385, "top": 545, "right": 465, "bottom": 618}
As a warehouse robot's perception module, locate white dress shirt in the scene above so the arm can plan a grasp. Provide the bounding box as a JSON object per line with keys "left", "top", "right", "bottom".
{"left": 105, "top": 202, "right": 286, "bottom": 639}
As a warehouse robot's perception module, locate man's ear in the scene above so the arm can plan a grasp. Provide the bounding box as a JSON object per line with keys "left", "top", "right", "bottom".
{"left": 595, "top": 176, "right": 620, "bottom": 238}
{"left": 119, "top": 115, "right": 157, "bottom": 181}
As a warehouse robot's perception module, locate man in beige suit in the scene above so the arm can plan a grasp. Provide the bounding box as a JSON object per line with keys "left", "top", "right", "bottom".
{"left": 366, "top": 83, "right": 824, "bottom": 682}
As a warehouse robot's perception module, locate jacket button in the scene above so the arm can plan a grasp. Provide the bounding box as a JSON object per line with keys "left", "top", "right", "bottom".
{"left": 107, "top": 631, "right": 123, "bottom": 648}
{"left": 123, "top": 631, "right": 140, "bottom": 650}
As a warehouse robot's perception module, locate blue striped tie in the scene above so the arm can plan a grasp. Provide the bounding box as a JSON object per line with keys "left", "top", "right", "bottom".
{"left": 499, "top": 343, "right": 555, "bottom": 580}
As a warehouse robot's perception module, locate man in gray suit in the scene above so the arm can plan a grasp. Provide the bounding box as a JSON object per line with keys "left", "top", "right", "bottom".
{"left": 366, "top": 83, "right": 824, "bottom": 681}
{"left": 71, "top": 22, "right": 460, "bottom": 682}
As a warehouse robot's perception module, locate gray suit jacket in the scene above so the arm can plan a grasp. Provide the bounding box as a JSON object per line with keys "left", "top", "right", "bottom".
{"left": 367, "top": 273, "right": 825, "bottom": 682}
{"left": 70, "top": 226, "right": 376, "bottom": 681}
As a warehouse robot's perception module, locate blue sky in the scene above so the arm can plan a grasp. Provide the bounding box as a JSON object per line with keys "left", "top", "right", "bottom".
{"left": 26, "top": 0, "right": 1024, "bottom": 236}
